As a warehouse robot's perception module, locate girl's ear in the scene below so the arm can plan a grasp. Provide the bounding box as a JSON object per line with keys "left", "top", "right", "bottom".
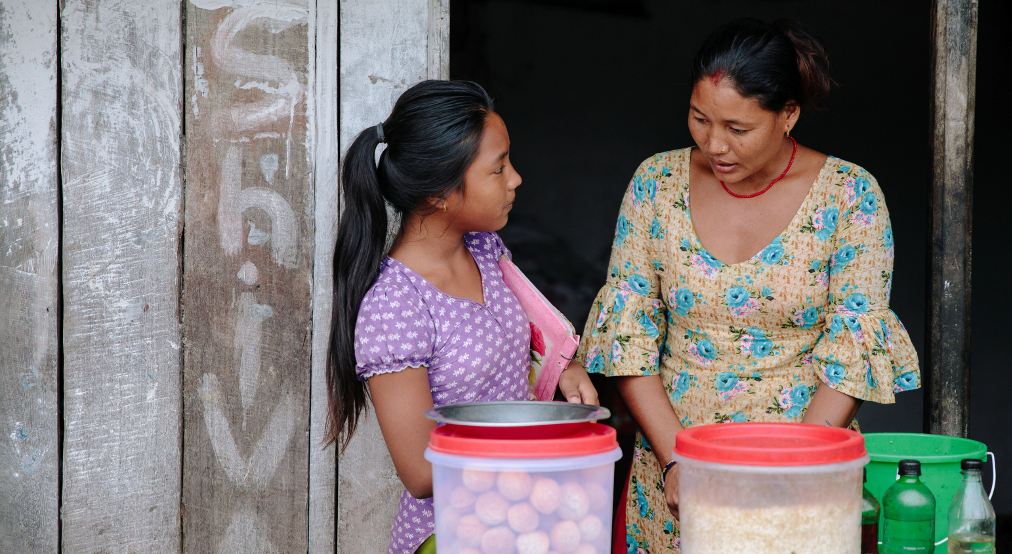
{"left": 424, "top": 195, "right": 446, "bottom": 214}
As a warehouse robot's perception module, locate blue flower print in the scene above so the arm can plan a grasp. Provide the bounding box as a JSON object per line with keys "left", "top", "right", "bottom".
{"left": 633, "top": 176, "right": 645, "bottom": 204}
{"left": 791, "top": 384, "right": 811, "bottom": 406}
{"left": 843, "top": 293, "right": 870, "bottom": 314}
{"left": 815, "top": 207, "right": 840, "bottom": 241}
{"left": 884, "top": 226, "right": 894, "bottom": 248}
{"left": 831, "top": 245, "right": 857, "bottom": 274}
{"left": 650, "top": 218, "right": 662, "bottom": 239}
{"left": 747, "top": 327, "right": 766, "bottom": 339}
{"left": 616, "top": 214, "right": 630, "bottom": 245}
{"left": 715, "top": 372, "right": 739, "bottom": 392}
{"left": 697, "top": 339, "right": 717, "bottom": 361}
{"left": 645, "top": 178, "right": 657, "bottom": 202}
{"left": 854, "top": 177, "right": 871, "bottom": 198}
{"left": 794, "top": 306, "right": 819, "bottom": 330}
{"left": 589, "top": 351, "right": 605, "bottom": 372}
{"left": 751, "top": 338, "right": 773, "bottom": 358}
{"left": 635, "top": 481, "right": 649, "bottom": 518}
{"left": 894, "top": 371, "right": 918, "bottom": 391}
{"left": 700, "top": 248, "right": 723, "bottom": 268}
{"left": 844, "top": 316, "right": 861, "bottom": 332}
{"left": 671, "top": 370, "right": 692, "bottom": 402}
{"left": 628, "top": 274, "right": 650, "bottom": 296}
{"left": 639, "top": 312, "right": 660, "bottom": 339}
{"left": 760, "top": 241, "right": 785, "bottom": 265}
{"left": 664, "top": 521, "right": 674, "bottom": 534}
{"left": 823, "top": 363, "right": 846, "bottom": 385}
{"left": 840, "top": 165, "right": 852, "bottom": 173}
{"left": 673, "top": 287, "right": 695, "bottom": 317}
{"left": 830, "top": 315, "right": 844, "bottom": 340}
{"left": 725, "top": 286, "right": 750, "bottom": 308}
{"left": 860, "top": 191, "right": 878, "bottom": 214}
{"left": 730, "top": 412, "right": 747, "bottom": 422}
{"left": 680, "top": 238, "right": 691, "bottom": 250}
{"left": 613, "top": 293, "right": 626, "bottom": 313}
{"left": 784, "top": 406, "right": 802, "bottom": 419}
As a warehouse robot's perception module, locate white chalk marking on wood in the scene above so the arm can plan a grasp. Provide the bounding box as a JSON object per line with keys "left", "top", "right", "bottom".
{"left": 238, "top": 261, "right": 259, "bottom": 284}
{"left": 235, "top": 292, "right": 273, "bottom": 416}
{"left": 218, "top": 145, "right": 298, "bottom": 267}
{"left": 260, "top": 153, "right": 279, "bottom": 184}
{"left": 218, "top": 504, "right": 279, "bottom": 554}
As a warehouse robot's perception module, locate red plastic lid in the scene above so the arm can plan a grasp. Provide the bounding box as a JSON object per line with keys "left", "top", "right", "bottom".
{"left": 674, "top": 422, "right": 867, "bottom": 466}
{"left": 429, "top": 422, "right": 618, "bottom": 458}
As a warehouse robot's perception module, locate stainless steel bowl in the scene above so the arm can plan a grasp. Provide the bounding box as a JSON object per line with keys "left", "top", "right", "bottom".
{"left": 424, "top": 401, "right": 610, "bottom": 427}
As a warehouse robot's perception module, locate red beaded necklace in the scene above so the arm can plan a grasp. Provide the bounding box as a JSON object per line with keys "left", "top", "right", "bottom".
{"left": 720, "top": 136, "right": 798, "bottom": 199}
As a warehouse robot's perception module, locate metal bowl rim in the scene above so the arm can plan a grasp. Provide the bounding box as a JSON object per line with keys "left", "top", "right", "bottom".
{"left": 423, "top": 401, "right": 611, "bottom": 427}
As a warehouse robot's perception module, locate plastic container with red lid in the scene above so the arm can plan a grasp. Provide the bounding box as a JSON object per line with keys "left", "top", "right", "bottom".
{"left": 672, "top": 422, "right": 870, "bottom": 554}
{"left": 423, "top": 402, "right": 622, "bottom": 554}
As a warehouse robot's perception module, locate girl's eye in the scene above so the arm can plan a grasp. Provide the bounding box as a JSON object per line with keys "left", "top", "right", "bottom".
{"left": 494, "top": 165, "right": 504, "bottom": 175}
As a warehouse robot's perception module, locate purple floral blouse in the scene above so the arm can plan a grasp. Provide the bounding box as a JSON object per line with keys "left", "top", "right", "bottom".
{"left": 354, "top": 231, "right": 531, "bottom": 554}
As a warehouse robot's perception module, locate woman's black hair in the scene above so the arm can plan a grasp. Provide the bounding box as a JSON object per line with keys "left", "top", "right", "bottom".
{"left": 328, "top": 80, "right": 495, "bottom": 450}
{"left": 691, "top": 18, "right": 833, "bottom": 111}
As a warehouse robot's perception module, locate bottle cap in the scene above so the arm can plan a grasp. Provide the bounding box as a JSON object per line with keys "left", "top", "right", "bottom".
{"left": 898, "top": 459, "right": 921, "bottom": 476}
{"left": 961, "top": 458, "right": 983, "bottom": 471}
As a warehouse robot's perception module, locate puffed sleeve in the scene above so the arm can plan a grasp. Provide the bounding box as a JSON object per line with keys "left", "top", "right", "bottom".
{"left": 811, "top": 166, "right": 920, "bottom": 403}
{"left": 576, "top": 159, "right": 668, "bottom": 377}
{"left": 354, "top": 274, "right": 438, "bottom": 381}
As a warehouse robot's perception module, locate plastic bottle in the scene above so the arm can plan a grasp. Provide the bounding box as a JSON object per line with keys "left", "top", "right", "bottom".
{"left": 862, "top": 467, "right": 881, "bottom": 554}
{"left": 946, "top": 458, "right": 995, "bottom": 554}
{"left": 882, "top": 459, "right": 936, "bottom": 554}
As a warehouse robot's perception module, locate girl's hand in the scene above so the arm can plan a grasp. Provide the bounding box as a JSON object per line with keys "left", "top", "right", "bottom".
{"left": 558, "top": 361, "right": 599, "bottom": 405}
{"left": 664, "top": 466, "right": 680, "bottom": 519}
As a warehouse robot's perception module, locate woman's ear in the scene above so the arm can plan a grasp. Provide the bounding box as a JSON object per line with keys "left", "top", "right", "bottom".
{"left": 783, "top": 102, "right": 801, "bottom": 134}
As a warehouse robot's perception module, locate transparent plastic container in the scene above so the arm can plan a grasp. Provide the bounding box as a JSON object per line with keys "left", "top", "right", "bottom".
{"left": 424, "top": 403, "right": 621, "bottom": 554}
{"left": 672, "top": 423, "right": 870, "bottom": 554}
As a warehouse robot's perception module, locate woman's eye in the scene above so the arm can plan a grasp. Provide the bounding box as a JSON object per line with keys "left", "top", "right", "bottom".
{"left": 731, "top": 128, "right": 747, "bottom": 135}
{"left": 694, "top": 117, "right": 707, "bottom": 124}
{"left": 494, "top": 165, "right": 504, "bottom": 174}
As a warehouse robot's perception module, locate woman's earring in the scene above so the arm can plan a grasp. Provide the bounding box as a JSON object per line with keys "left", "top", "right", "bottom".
{"left": 441, "top": 203, "right": 447, "bottom": 212}
{"left": 786, "top": 128, "right": 791, "bottom": 137}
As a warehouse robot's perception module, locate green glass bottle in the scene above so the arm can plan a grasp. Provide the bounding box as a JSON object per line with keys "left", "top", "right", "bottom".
{"left": 947, "top": 459, "right": 995, "bottom": 554}
{"left": 862, "top": 468, "right": 881, "bottom": 554}
{"left": 882, "top": 459, "right": 936, "bottom": 554}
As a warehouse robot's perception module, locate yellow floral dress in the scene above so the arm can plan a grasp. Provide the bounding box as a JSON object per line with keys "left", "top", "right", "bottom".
{"left": 576, "top": 148, "right": 920, "bottom": 553}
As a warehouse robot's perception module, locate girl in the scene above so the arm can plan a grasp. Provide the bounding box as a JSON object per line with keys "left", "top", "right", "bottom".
{"left": 327, "top": 80, "right": 599, "bottom": 554}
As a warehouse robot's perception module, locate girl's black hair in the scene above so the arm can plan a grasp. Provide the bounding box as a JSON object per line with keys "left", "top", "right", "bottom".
{"left": 691, "top": 18, "right": 833, "bottom": 111}
{"left": 328, "top": 80, "right": 495, "bottom": 450}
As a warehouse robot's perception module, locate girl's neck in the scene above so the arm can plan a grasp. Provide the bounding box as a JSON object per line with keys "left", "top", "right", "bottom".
{"left": 388, "top": 212, "right": 470, "bottom": 269}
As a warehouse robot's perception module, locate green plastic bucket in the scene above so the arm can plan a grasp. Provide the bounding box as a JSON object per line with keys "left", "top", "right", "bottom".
{"left": 864, "top": 433, "right": 988, "bottom": 554}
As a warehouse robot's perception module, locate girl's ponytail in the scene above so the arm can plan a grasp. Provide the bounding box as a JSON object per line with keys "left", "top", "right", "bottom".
{"left": 327, "top": 80, "right": 495, "bottom": 451}
{"left": 773, "top": 18, "right": 833, "bottom": 111}
{"left": 329, "top": 126, "right": 388, "bottom": 451}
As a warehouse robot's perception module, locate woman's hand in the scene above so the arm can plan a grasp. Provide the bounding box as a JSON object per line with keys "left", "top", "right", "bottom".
{"left": 558, "top": 361, "right": 599, "bottom": 405}
{"left": 801, "top": 383, "right": 863, "bottom": 428}
{"left": 664, "top": 466, "right": 680, "bottom": 519}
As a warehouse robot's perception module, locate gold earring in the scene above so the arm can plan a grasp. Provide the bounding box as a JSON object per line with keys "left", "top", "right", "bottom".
{"left": 441, "top": 203, "right": 447, "bottom": 212}
{"left": 786, "top": 128, "right": 791, "bottom": 137}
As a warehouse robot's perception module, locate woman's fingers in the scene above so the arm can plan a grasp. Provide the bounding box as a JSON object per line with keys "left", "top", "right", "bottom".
{"left": 664, "top": 471, "right": 680, "bottom": 519}
{"left": 558, "top": 362, "right": 600, "bottom": 405}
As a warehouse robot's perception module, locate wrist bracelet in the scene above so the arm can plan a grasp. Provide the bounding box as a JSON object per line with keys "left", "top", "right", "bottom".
{"left": 661, "top": 460, "right": 677, "bottom": 485}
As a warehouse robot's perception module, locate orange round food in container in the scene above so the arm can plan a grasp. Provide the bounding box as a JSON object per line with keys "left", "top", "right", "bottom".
{"left": 424, "top": 402, "right": 622, "bottom": 554}
{"left": 672, "top": 422, "right": 870, "bottom": 554}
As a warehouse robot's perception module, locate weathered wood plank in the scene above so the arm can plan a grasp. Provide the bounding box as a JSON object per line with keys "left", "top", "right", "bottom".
{"left": 310, "top": 0, "right": 338, "bottom": 552}
{"left": 336, "top": 0, "right": 446, "bottom": 551}
{"left": 925, "top": 0, "right": 977, "bottom": 438}
{"left": 59, "top": 1, "right": 183, "bottom": 551}
{"left": 183, "top": 1, "right": 315, "bottom": 552}
{"left": 0, "top": 2, "right": 60, "bottom": 552}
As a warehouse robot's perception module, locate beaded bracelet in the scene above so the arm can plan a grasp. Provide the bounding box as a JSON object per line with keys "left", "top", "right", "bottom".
{"left": 661, "top": 460, "right": 677, "bottom": 486}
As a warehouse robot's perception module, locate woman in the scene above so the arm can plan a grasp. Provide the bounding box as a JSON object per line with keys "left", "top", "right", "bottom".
{"left": 576, "top": 18, "right": 920, "bottom": 553}
{"left": 327, "top": 80, "right": 598, "bottom": 554}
